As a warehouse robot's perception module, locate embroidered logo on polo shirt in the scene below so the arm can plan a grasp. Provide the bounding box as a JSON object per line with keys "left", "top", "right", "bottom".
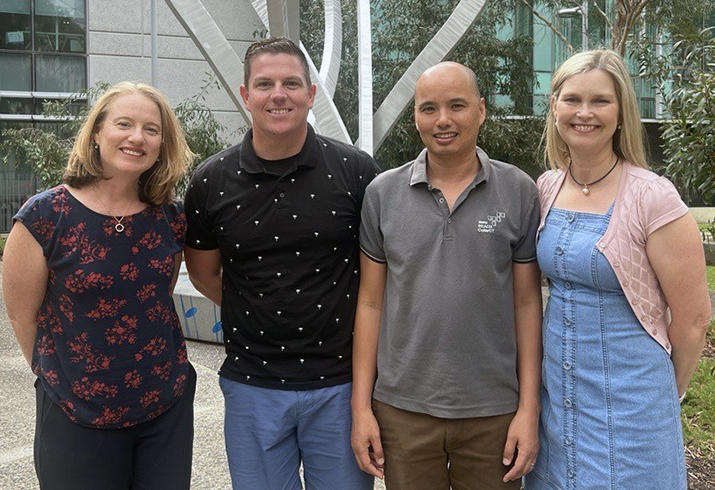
{"left": 478, "top": 211, "right": 506, "bottom": 233}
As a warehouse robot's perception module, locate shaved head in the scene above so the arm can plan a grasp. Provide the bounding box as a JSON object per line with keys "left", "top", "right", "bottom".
{"left": 416, "top": 62, "right": 480, "bottom": 98}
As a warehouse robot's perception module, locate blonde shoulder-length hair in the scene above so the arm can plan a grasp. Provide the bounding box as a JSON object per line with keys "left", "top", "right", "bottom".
{"left": 64, "top": 81, "right": 194, "bottom": 204}
{"left": 544, "top": 49, "right": 649, "bottom": 171}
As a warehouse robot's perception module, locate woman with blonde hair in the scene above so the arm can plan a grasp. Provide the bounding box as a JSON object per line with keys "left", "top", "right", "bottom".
{"left": 524, "top": 50, "right": 710, "bottom": 489}
{"left": 3, "top": 81, "right": 195, "bottom": 489}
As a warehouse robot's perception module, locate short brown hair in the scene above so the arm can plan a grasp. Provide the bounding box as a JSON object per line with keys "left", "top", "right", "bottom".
{"left": 243, "top": 36, "right": 311, "bottom": 87}
{"left": 64, "top": 82, "right": 194, "bottom": 204}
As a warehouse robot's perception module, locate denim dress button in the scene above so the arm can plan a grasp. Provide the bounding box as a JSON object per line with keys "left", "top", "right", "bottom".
{"left": 556, "top": 247, "right": 564, "bottom": 255}
{"left": 567, "top": 469, "right": 575, "bottom": 478}
{"left": 565, "top": 436, "right": 572, "bottom": 445}
{"left": 564, "top": 398, "right": 573, "bottom": 408}
{"left": 567, "top": 213, "right": 575, "bottom": 223}
{"left": 565, "top": 281, "right": 572, "bottom": 289}
{"left": 564, "top": 317, "right": 572, "bottom": 326}
{"left": 563, "top": 361, "right": 572, "bottom": 370}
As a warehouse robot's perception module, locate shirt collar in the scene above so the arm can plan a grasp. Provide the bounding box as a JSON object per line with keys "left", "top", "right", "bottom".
{"left": 409, "top": 146, "right": 491, "bottom": 187}
{"left": 239, "top": 124, "right": 318, "bottom": 174}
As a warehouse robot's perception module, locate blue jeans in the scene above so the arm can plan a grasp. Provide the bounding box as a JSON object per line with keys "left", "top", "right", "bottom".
{"left": 219, "top": 378, "right": 374, "bottom": 490}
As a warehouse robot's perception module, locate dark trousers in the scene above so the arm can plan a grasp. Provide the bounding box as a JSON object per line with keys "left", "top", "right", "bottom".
{"left": 34, "top": 363, "right": 196, "bottom": 490}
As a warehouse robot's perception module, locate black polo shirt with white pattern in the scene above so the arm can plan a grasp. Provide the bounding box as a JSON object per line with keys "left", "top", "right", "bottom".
{"left": 184, "top": 125, "right": 380, "bottom": 390}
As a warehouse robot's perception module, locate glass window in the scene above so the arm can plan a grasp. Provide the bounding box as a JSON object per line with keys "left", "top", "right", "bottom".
{"left": 35, "top": 54, "right": 85, "bottom": 92}
{"left": 0, "top": 53, "right": 32, "bottom": 90}
{"left": 34, "top": 0, "right": 85, "bottom": 53}
{"left": 0, "top": 0, "right": 32, "bottom": 50}
{"left": 0, "top": 97, "right": 34, "bottom": 114}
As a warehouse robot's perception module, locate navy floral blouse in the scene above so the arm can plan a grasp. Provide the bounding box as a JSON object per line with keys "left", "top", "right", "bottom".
{"left": 14, "top": 185, "right": 188, "bottom": 429}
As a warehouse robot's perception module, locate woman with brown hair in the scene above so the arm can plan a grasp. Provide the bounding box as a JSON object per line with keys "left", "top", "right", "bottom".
{"left": 3, "top": 81, "right": 195, "bottom": 490}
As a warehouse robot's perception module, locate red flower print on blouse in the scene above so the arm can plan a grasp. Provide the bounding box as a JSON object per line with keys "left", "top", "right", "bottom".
{"left": 91, "top": 406, "right": 132, "bottom": 427}
{"left": 119, "top": 263, "right": 139, "bottom": 281}
{"left": 124, "top": 370, "right": 143, "bottom": 389}
{"left": 86, "top": 298, "right": 127, "bottom": 320}
{"left": 146, "top": 301, "right": 172, "bottom": 324}
{"left": 71, "top": 376, "right": 118, "bottom": 401}
{"left": 31, "top": 217, "right": 55, "bottom": 242}
{"left": 173, "top": 373, "right": 187, "bottom": 394}
{"left": 105, "top": 315, "right": 138, "bottom": 345}
{"left": 176, "top": 344, "right": 188, "bottom": 365}
{"left": 42, "top": 368, "right": 60, "bottom": 386}
{"left": 132, "top": 230, "right": 162, "bottom": 254}
{"left": 134, "top": 336, "right": 168, "bottom": 362}
{"left": 58, "top": 294, "right": 74, "bottom": 323}
{"left": 51, "top": 190, "right": 70, "bottom": 216}
{"left": 64, "top": 270, "right": 113, "bottom": 293}
{"left": 151, "top": 361, "right": 172, "bottom": 381}
{"left": 171, "top": 212, "right": 187, "bottom": 241}
{"left": 103, "top": 215, "right": 134, "bottom": 237}
{"left": 59, "top": 223, "right": 111, "bottom": 264}
{"left": 59, "top": 399, "right": 78, "bottom": 422}
{"left": 36, "top": 333, "right": 56, "bottom": 356}
{"left": 149, "top": 255, "right": 175, "bottom": 277}
{"left": 68, "top": 332, "right": 114, "bottom": 372}
{"left": 139, "top": 389, "right": 161, "bottom": 408}
{"left": 136, "top": 284, "right": 157, "bottom": 303}
{"left": 37, "top": 304, "right": 63, "bottom": 334}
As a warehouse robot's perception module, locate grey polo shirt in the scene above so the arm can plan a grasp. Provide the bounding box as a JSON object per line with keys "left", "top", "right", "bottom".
{"left": 360, "top": 147, "right": 539, "bottom": 418}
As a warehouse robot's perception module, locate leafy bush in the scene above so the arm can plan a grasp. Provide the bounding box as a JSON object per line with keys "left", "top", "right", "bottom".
{"left": 0, "top": 75, "right": 232, "bottom": 198}
{"left": 661, "top": 28, "right": 715, "bottom": 202}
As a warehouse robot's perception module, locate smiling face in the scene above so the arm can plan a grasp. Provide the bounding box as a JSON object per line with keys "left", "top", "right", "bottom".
{"left": 414, "top": 63, "right": 486, "bottom": 162}
{"left": 553, "top": 69, "right": 620, "bottom": 156}
{"left": 93, "top": 93, "right": 162, "bottom": 180}
{"left": 240, "top": 52, "right": 316, "bottom": 147}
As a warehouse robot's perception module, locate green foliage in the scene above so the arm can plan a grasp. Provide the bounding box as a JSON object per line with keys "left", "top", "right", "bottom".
{"left": 0, "top": 76, "right": 232, "bottom": 197}
{"left": 681, "top": 347, "right": 715, "bottom": 459}
{"left": 707, "top": 266, "right": 715, "bottom": 291}
{"left": 301, "top": 0, "right": 541, "bottom": 171}
{"left": 173, "top": 75, "right": 237, "bottom": 197}
{"left": 661, "top": 28, "right": 715, "bottom": 202}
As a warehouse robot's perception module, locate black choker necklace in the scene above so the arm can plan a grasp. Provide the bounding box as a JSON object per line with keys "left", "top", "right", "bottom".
{"left": 568, "top": 155, "right": 620, "bottom": 196}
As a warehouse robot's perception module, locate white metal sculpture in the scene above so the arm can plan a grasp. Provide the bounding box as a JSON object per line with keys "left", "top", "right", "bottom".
{"left": 165, "top": 0, "right": 486, "bottom": 153}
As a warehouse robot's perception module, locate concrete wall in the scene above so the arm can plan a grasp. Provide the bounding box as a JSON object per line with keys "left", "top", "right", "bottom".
{"left": 87, "top": 0, "right": 263, "bottom": 140}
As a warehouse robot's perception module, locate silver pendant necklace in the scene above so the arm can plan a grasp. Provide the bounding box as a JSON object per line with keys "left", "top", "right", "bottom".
{"left": 92, "top": 184, "right": 132, "bottom": 233}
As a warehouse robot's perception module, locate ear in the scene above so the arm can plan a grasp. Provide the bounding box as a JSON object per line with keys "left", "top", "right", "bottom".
{"left": 550, "top": 95, "right": 557, "bottom": 120}
{"left": 239, "top": 85, "right": 251, "bottom": 112}
{"left": 477, "top": 97, "right": 486, "bottom": 126}
{"left": 307, "top": 84, "right": 316, "bottom": 110}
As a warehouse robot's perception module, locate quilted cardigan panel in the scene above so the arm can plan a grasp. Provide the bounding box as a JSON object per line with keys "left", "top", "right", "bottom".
{"left": 536, "top": 163, "right": 688, "bottom": 353}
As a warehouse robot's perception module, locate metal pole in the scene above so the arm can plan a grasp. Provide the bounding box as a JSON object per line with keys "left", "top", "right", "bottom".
{"left": 151, "top": 0, "right": 158, "bottom": 86}
{"left": 582, "top": 1, "right": 588, "bottom": 50}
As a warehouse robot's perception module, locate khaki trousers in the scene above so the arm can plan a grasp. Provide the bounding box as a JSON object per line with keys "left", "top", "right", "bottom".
{"left": 372, "top": 400, "right": 521, "bottom": 490}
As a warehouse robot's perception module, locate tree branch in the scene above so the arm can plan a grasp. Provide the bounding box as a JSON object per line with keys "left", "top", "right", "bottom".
{"left": 591, "top": 0, "right": 613, "bottom": 31}
{"left": 517, "top": 0, "right": 574, "bottom": 53}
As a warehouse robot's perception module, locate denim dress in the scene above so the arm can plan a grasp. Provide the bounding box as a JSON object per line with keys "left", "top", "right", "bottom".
{"left": 524, "top": 207, "right": 686, "bottom": 490}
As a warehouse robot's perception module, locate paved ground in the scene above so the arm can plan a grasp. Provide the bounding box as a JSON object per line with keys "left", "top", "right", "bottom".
{"left": 0, "top": 262, "right": 384, "bottom": 489}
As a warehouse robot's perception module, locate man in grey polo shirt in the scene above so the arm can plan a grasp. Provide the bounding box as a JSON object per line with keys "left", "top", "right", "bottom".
{"left": 351, "top": 62, "right": 543, "bottom": 489}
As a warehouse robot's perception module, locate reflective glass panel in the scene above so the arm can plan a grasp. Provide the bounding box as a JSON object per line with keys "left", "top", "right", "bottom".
{"left": 0, "top": 0, "right": 31, "bottom": 50}
{"left": 0, "top": 53, "right": 32, "bottom": 91}
{"left": 34, "top": 0, "right": 86, "bottom": 53}
{"left": 35, "top": 54, "right": 85, "bottom": 92}
{"left": 0, "top": 97, "right": 34, "bottom": 114}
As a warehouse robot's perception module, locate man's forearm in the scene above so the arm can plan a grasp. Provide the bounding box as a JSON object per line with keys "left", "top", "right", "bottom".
{"left": 189, "top": 273, "right": 222, "bottom": 306}
{"left": 352, "top": 302, "right": 381, "bottom": 413}
{"left": 515, "top": 300, "right": 542, "bottom": 413}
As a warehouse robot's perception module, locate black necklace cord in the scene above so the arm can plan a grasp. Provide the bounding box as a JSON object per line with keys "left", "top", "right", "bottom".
{"left": 568, "top": 155, "right": 620, "bottom": 195}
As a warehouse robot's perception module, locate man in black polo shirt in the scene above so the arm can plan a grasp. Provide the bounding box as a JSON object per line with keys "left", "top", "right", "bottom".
{"left": 184, "top": 37, "right": 378, "bottom": 490}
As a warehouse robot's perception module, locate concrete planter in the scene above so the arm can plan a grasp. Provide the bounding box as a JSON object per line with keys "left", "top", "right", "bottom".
{"left": 705, "top": 242, "right": 715, "bottom": 266}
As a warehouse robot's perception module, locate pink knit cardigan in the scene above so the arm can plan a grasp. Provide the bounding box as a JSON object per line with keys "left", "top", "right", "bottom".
{"left": 537, "top": 162, "right": 689, "bottom": 354}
